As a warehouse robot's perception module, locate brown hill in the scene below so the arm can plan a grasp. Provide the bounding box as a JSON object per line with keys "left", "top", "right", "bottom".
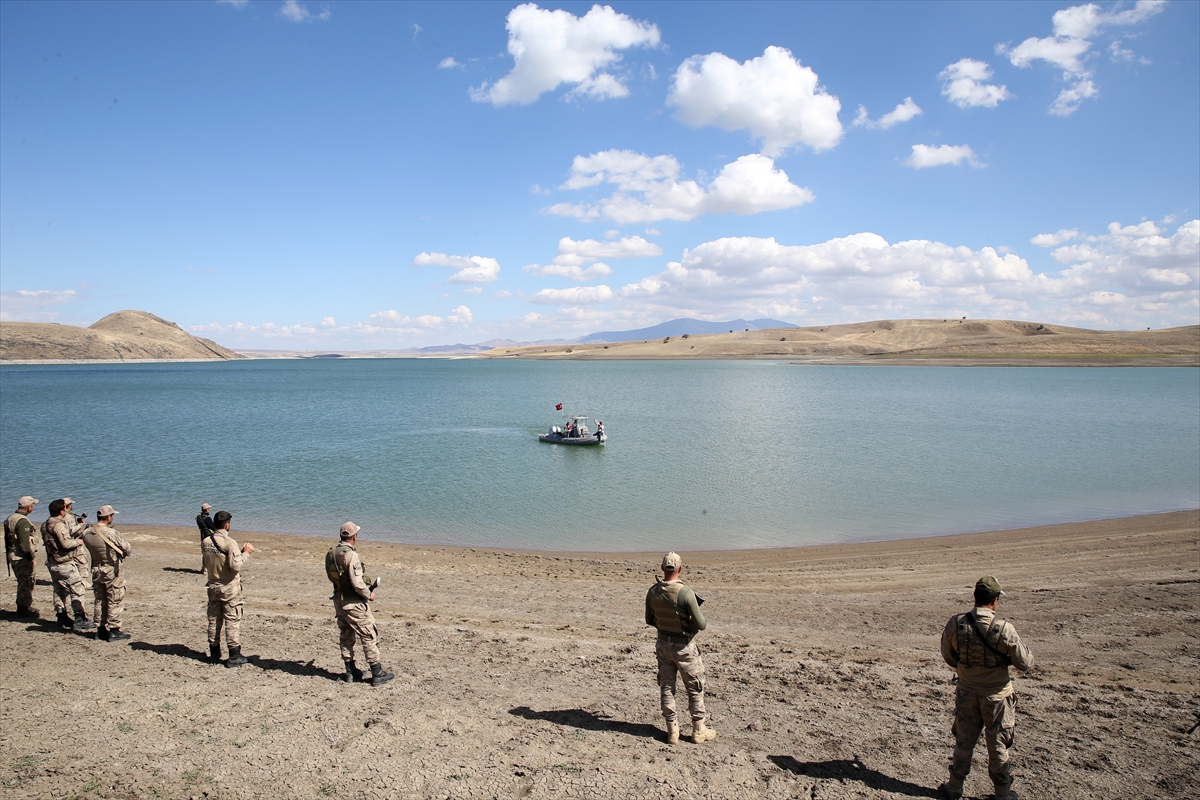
{"left": 481, "top": 318, "right": 1200, "bottom": 366}
{"left": 0, "top": 310, "right": 243, "bottom": 361}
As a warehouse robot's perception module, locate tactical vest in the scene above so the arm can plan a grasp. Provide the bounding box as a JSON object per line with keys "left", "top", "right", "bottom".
{"left": 957, "top": 612, "right": 1011, "bottom": 668}
{"left": 326, "top": 544, "right": 358, "bottom": 601}
{"left": 41, "top": 519, "right": 76, "bottom": 564}
{"left": 649, "top": 581, "right": 693, "bottom": 636}
{"left": 3, "top": 512, "right": 25, "bottom": 556}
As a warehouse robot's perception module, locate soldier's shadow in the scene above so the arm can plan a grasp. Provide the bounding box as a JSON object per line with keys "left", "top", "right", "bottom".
{"left": 162, "top": 567, "right": 204, "bottom": 575}
{"left": 768, "top": 755, "right": 940, "bottom": 798}
{"left": 508, "top": 706, "right": 663, "bottom": 741}
{"left": 0, "top": 609, "right": 71, "bottom": 634}
{"left": 130, "top": 641, "right": 212, "bottom": 663}
{"left": 246, "top": 655, "right": 343, "bottom": 681}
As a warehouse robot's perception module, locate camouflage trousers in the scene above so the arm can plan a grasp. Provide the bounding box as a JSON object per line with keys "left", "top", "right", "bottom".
{"left": 656, "top": 635, "right": 708, "bottom": 725}
{"left": 207, "top": 582, "right": 244, "bottom": 649}
{"left": 12, "top": 557, "right": 35, "bottom": 610}
{"left": 950, "top": 686, "right": 1017, "bottom": 791}
{"left": 92, "top": 568, "right": 126, "bottom": 630}
{"left": 335, "top": 597, "right": 380, "bottom": 665}
{"left": 48, "top": 561, "right": 88, "bottom": 619}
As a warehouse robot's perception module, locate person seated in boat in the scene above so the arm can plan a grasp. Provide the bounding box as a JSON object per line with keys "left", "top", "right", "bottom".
{"left": 564, "top": 422, "right": 574, "bottom": 437}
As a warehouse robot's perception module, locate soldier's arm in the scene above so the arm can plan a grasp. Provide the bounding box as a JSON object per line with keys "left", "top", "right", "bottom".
{"left": 940, "top": 616, "right": 960, "bottom": 668}
{"left": 225, "top": 538, "right": 246, "bottom": 573}
{"left": 347, "top": 552, "right": 372, "bottom": 600}
{"left": 1002, "top": 624, "right": 1034, "bottom": 672}
{"left": 115, "top": 530, "right": 133, "bottom": 558}
{"left": 51, "top": 522, "right": 83, "bottom": 553}
{"left": 681, "top": 587, "right": 706, "bottom": 632}
{"left": 645, "top": 589, "right": 655, "bottom": 627}
{"left": 17, "top": 518, "right": 37, "bottom": 555}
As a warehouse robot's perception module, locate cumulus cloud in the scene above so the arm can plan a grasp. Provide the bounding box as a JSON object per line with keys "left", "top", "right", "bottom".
{"left": 362, "top": 310, "right": 443, "bottom": 330}
{"left": 438, "top": 57, "right": 464, "bottom": 69}
{"left": 279, "top": 0, "right": 330, "bottom": 23}
{"left": 904, "top": 144, "right": 981, "bottom": 169}
{"left": 668, "top": 46, "right": 843, "bottom": 156}
{"left": 448, "top": 305, "right": 473, "bottom": 324}
{"left": 191, "top": 320, "right": 320, "bottom": 338}
{"left": 939, "top": 60, "right": 1011, "bottom": 108}
{"left": 551, "top": 235, "right": 661, "bottom": 266}
{"left": 526, "top": 285, "right": 614, "bottom": 305}
{"left": 470, "top": 3, "right": 659, "bottom": 106}
{"left": 0, "top": 289, "right": 79, "bottom": 322}
{"left": 413, "top": 252, "right": 502, "bottom": 284}
{"left": 852, "top": 97, "right": 922, "bottom": 129}
{"left": 320, "top": 316, "right": 336, "bottom": 328}
{"left": 608, "top": 218, "right": 1198, "bottom": 329}
{"left": 524, "top": 262, "right": 614, "bottom": 281}
{"left": 1031, "top": 229, "right": 1082, "bottom": 248}
{"left": 546, "top": 150, "right": 813, "bottom": 224}
{"left": 998, "top": 0, "right": 1165, "bottom": 116}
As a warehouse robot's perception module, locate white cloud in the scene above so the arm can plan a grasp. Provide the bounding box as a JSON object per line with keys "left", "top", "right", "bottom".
{"left": 438, "top": 57, "right": 464, "bottom": 69}
{"left": 1031, "top": 229, "right": 1082, "bottom": 247}
{"left": 608, "top": 218, "right": 1198, "bottom": 329}
{"left": 904, "top": 144, "right": 981, "bottom": 169}
{"left": 999, "top": 0, "right": 1165, "bottom": 116}
{"left": 0, "top": 289, "right": 79, "bottom": 322}
{"left": 448, "top": 305, "right": 473, "bottom": 324}
{"left": 319, "top": 316, "right": 336, "bottom": 328}
{"left": 645, "top": 228, "right": 661, "bottom": 236}
{"left": 668, "top": 46, "right": 843, "bottom": 155}
{"left": 279, "top": 0, "right": 330, "bottom": 23}
{"left": 462, "top": 286, "right": 483, "bottom": 295}
{"left": 217, "top": 0, "right": 249, "bottom": 8}
{"left": 551, "top": 235, "right": 662, "bottom": 266}
{"left": 470, "top": 3, "right": 659, "bottom": 106}
{"left": 546, "top": 151, "right": 813, "bottom": 224}
{"left": 362, "top": 310, "right": 443, "bottom": 330}
{"left": 412, "top": 252, "right": 502, "bottom": 284}
{"left": 939, "top": 60, "right": 1011, "bottom": 109}
{"left": 192, "top": 320, "right": 319, "bottom": 338}
{"left": 852, "top": 97, "right": 923, "bottom": 129}
{"left": 524, "top": 262, "right": 614, "bottom": 281}
{"left": 526, "top": 285, "right": 614, "bottom": 305}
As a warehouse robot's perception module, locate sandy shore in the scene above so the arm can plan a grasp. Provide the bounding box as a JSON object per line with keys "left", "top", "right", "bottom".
{"left": 2, "top": 511, "right": 1197, "bottom": 799}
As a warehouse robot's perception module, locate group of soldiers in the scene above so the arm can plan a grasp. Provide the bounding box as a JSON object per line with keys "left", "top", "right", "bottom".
{"left": 7, "top": 496, "right": 1032, "bottom": 800}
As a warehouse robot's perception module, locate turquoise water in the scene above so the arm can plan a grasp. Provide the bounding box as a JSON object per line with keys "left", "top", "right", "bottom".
{"left": 1, "top": 360, "right": 1196, "bottom": 551}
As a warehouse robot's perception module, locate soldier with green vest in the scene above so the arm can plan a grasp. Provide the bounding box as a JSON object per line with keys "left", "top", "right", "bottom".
{"left": 645, "top": 551, "right": 716, "bottom": 745}
{"left": 939, "top": 576, "right": 1034, "bottom": 800}
{"left": 326, "top": 522, "right": 394, "bottom": 687}
{"left": 4, "top": 496, "right": 41, "bottom": 617}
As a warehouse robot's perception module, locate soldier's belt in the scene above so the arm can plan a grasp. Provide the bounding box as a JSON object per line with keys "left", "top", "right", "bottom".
{"left": 656, "top": 631, "right": 693, "bottom": 645}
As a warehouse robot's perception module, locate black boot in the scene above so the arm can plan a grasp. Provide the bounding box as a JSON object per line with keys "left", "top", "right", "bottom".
{"left": 57, "top": 610, "right": 73, "bottom": 630}
{"left": 73, "top": 615, "right": 96, "bottom": 632}
{"left": 16, "top": 606, "right": 39, "bottom": 618}
{"left": 225, "top": 645, "right": 247, "bottom": 668}
{"left": 209, "top": 643, "right": 222, "bottom": 664}
{"left": 108, "top": 628, "right": 131, "bottom": 641}
{"left": 342, "top": 659, "right": 364, "bottom": 683}
{"left": 97, "top": 625, "right": 110, "bottom": 641}
{"left": 370, "top": 662, "right": 395, "bottom": 687}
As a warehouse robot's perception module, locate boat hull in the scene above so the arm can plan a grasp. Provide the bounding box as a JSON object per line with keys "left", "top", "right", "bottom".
{"left": 539, "top": 433, "right": 606, "bottom": 445}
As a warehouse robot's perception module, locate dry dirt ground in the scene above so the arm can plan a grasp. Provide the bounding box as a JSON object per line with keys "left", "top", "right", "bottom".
{"left": 2, "top": 511, "right": 1197, "bottom": 800}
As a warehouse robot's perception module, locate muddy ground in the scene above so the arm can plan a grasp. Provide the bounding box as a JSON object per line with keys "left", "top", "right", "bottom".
{"left": 1, "top": 511, "right": 1197, "bottom": 800}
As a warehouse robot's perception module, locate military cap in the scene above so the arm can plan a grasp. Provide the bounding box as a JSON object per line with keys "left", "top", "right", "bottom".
{"left": 62, "top": 497, "right": 75, "bottom": 505}
{"left": 98, "top": 505, "right": 119, "bottom": 517}
{"left": 662, "top": 551, "right": 682, "bottom": 570}
{"left": 18, "top": 496, "right": 39, "bottom": 508}
{"left": 201, "top": 503, "right": 212, "bottom": 512}
{"left": 340, "top": 521, "right": 361, "bottom": 540}
{"left": 976, "top": 575, "right": 1005, "bottom": 598}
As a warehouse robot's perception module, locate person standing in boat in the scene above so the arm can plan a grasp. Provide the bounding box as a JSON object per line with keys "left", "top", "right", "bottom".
{"left": 595, "top": 421, "right": 604, "bottom": 440}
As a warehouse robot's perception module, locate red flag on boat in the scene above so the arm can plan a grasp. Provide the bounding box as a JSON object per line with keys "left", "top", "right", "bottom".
{"left": 555, "top": 403, "right": 563, "bottom": 411}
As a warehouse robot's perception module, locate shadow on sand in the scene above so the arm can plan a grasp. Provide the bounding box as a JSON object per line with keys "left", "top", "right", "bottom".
{"left": 508, "top": 706, "right": 662, "bottom": 741}
{"left": 130, "top": 640, "right": 212, "bottom": 663}
{"left": 128, "top": 641, "right": 342, "bottom": 680}
{"left": 162, "top": 567, "right": 204, "bottom": 575}
{"left": 768, "top": 755, "right": 940, "bottom": 799}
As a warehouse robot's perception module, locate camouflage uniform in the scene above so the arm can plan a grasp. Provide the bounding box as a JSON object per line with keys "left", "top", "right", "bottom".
{"left": 82, "top": 521, "right": 132, "bottom": 634}
{"left": 41, "top": 516, "right": 91, "bottom": 627}
{"left": 327, "top": 541, "right": 381, "bottom": 665}
{"left": 203, "top": 529, "right": 248, "bottom": 654}
{"left": 5, "top": 507, "right": 41, "bottom": 613}
{"left": 645, "top": 553, "right": 714, "bottom": 744}
{"left": 941, "top": 604, "right": 1034, "bottom": 798}
{"left": 63, "top": 508, "right": 93, "bottom": 595}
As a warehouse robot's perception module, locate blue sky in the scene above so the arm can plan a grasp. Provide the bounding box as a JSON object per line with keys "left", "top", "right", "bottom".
{"left": 1, "top": 0, "right": 1197, "bottom": 348}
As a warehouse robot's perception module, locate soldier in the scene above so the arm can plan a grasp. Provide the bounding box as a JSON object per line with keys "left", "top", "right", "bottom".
{"left": 939, "top": 576, "right": 1034, "bottom": 800}
{"left": 645, "top": 552, "right": 716, "bottom": 745}
{"left": 82, "top": 505, "right": 133, "bottom": 642}
{"left": 202, "top": 510, "right": 254, "bottom": 667}
{"left": 4, "top": 496, "right": 41, "bottom": 616}
{"left": 62, "top": 498, "right": 93, "bottom": 598}
{"left": 325, "top": 522, "right": 394, "bottom": 686}
{"left": 41, "top": 498, "right": 95, "bottom": 632}
{"left": 196, "top": 503, "right": 214, "bottom": 571}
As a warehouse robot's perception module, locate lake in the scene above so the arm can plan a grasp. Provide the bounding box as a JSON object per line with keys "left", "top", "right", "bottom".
{"left": 1, "top": 359, "right": 1196, "bottom": 551}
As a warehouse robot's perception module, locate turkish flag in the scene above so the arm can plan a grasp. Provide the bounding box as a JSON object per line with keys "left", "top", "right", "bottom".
{"left": 555, "top": 403, "right": 563, "bottom": 410}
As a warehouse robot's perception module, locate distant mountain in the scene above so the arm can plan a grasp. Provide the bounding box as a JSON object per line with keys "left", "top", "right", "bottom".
{"left": 0, "top": 310, "right": 243, "bottom": 361}
{"left": 577, "top": 318, "right": 797, "bottom": 344}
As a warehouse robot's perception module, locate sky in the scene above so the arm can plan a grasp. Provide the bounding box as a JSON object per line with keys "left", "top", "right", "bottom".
{"left": 1, "top": 0, "right": 1197, "bottom": 349}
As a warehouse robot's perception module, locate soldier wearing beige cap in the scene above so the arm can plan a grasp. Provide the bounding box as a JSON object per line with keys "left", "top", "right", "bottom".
{"left": 939, "top": 576, "right": 1034, "bottom": 800}
{"left": 82, "top": 506, "right": 133, "bottom": 641}
{"left": 325, "top": 522, "right": 394, "bottom": 686}
{"left": 645, "top": 551, "right": 716, "bottom": 745}
{"left": 4, "top": 496, "right": 41, "bottom": 616}
{"left": 41, "top": 498, "right": 94, "bottom": 632}
{"left": 202, "top": 510, "right": 254, "bottom": 667}
{"left": 61, "top": 498, "right": 94, "bottom": 599}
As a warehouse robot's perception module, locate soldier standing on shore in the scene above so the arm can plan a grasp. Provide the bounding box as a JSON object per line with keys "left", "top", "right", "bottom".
{"left": 41, "top": 498, "right": 95, "bottom": 632}
{"left": 939, "top": 576, "right": 1034, "bottom": 800}
{"left": 325, "top": 522, "right": 394, "bottom": 686}
{"left": 62, "top": 498, "right": 93, "bottom": 598}
{"left": 196, "top": 503, "right": 215, "bottom": 571}
{"left": 202, "top": 510, "right": 254, "bottom": 667}
{"left": 82, "top": 505, "right": 133, "bottom": 642}
{"left": 645, "top": 552, "right": 716, "bottom": 745}
{"left": 4, "top": 496, "right": 41, "bottom": 616}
